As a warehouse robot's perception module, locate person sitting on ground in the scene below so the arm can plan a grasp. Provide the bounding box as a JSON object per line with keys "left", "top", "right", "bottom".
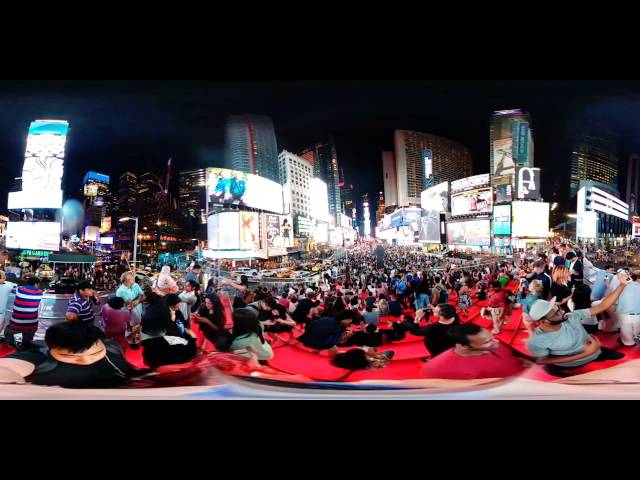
{"left": 329, "top": 347, "right": 394, "bottom": 371}
{"left": 233, "top": 290, "right": 255, "bottom": 310}
{"left": 178, "top": 280, "right": 199, "bottom": 328}
{"left": 341, "top": 323, "right": 383, "bottom": 347}
{"left": 298, "top": 310, "right": 357, "bottom": 351}
{"left": 194, "top": 293, "right": 228, "bottom": 346}
{"left": 567, "top": 284, "right": 601, "bottom": 336}
{"left": 362, "top": 304, "right": 381, "bottom": 326}
{"left": 431, "top": 277, "right": 448, "bottom": 306}
{"left": 377, "top": 295, "right": 390, "bottom": 316}
{"left": 228, "top": 308, "right": 274, "bottom": 364}
{"left": 0, "top": 321, "right": 140, "bottom": 388}
{"left": 165, "top": 294, "right": 189, "bottom": 334}
{"left": 526, "top": 271, "right": 630, "bottom": 377}
{"left": 293, "top": 289, "right": 319, "bottom": 326}
{"left": 387, "top": 293, "right": 402, "bottom": 318}
{"left": 154, "top": 266, "right": 179, "bottom": 296}
{"left": 518, "top": 279, "right": 544, "bottom": 337}
{"left": 410, "top": 304, "right": 460, "bottom": 360}
{"left": 550, "top": 265, "right": 573, "bottom": 313}
{"left": 100, "top": 296, "right": 132, "bottom": 352}
{"left": 481, "top": 281, "right": 509, "bottom": 335}
{"left": 420, "top": 323, "right": 529, "bottom": 380}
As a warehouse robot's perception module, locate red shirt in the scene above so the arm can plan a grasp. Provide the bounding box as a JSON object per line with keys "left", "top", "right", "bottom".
{"left": 279, "top": 298, "right": 290, "bottom": 310}
{"left": 421, "top": 344, "right": 525, "bottom": 380}
{"left": 488, "top": 290, "right": 508, "bottom": 308}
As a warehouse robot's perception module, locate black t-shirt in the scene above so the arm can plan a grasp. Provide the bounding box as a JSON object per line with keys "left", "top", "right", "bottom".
{"left": 550, "top": 283, "right": 572, "bottom": 311}
{"left": 8, "top": 346, "right": 136, "bottom": 389}
{"left": 411, "top": 322, "right": 458, "bottom": 358}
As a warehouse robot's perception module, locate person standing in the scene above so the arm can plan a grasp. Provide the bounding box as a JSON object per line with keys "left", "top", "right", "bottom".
{"left": 615, "top": 270, "right": 640, "bottom": 346}
{"left": 5, "top": 276, "right": 43, "bottom": 350}
{"left": 0, "top": 271, "right": 17, "bottom": 340}
{"left": 116, "top": 272, "right": 145, "bottom": 326}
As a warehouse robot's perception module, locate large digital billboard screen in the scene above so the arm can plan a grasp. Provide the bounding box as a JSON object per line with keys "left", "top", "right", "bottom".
{"left": 266, "top": 214, "right": 293, "bottom": 255}
{"left": 207, "top": 168, "right": 283, "bottom": 215}
{"left": 493, "top": 205, "right": 512, "bottom": 235}
{"left": 446, "top": 220, "right": 491, "bottom": 246}
{"left": 493, "top": 138, "right": 515, "bottom": 179}
{"left": 310, "top": 178, "right": 331, "bottom": 221}
{"left": 577, "top": 211, "right": 598, "bottom": 239}
{"left": 451, "top": 187, "right": 493, "bottom": 217}
{"left": 208, "top": 212, "right": 241, "bottom": 250}
{"left": 239, "top": 212, "right": 260, "bottom": 250}
{"left": 6, "top": 222, "right": 61, "bottom": 252}
{"left": 314, "top": 222, "right": 329, "bottom": 244}
{"left": 419, "top": 210, "right": 441, "bottom": 243}
{"left": 420, "top": 182, "right": 449, "bottom": 213}
{"left": 512, "top": 202, "right": 549, "bottom": 237}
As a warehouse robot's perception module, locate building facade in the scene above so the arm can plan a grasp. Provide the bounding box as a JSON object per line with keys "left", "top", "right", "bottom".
{"left": 299, "top": 139, "right": 342, "bottom": 225}
{"left": 569, "top": 128, "right": 620, "bottom": 199}
{"left": 179, "top": 169, "right": 207, "bottom": 225}
{"left": 225, "top": 114, "right": 279, "bottom": 183}
{"left": 626, "top": 153, "right": 639, "bottom": 218}
{"left": 278, "top": 151, "right": 313, "bottom": 237}
{"left": 382, "top": 151, "right": 398, "bottom": 207}
{"left": 83, "top": 171, "right": 112, "bottom": 232}
{"left": 489, "top": 109, "right": 534, "bottom": 189}
{"left": 394, "top": 131, "right": 473, "bottom": 207}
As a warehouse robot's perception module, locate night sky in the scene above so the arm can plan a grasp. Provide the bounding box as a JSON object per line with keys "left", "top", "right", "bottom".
{"left": 2, "top": 80, "right": 640, "bottom": 213}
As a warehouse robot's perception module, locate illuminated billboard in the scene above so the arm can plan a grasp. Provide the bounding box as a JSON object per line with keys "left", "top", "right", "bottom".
{"left": 634, "top": 223, "right": 640, "bottom": 238}
{"left": 516, "top": 167, "right": 541, "bottom": 200}
{"left": 239, "top": 212, "right": 260, "bottom": 250}
{"left": 84, "top": 184, "right": 99, "bottom": 197}
{"left": 100, "top": 216, "right": 112, "bottom": 234}
{"left": 450, "top": 174, "right": 490, "bottom": 193}
{"left": 493, "top": 205, "right": 512, "bottom": 235}
{"left": 420, "top": 182, "right": 449, "bottom": 213}
{"left": 8, "top": 190, "right": 63, "bottom": 210}
{"left": 314, "top": 221, "right": 329, "bottom": 244}
{"left": 419, "top": 209, "right": 441, "bottom": 243}
{"left": 310, "top": 178, "right": 331, "bottom": 221}
{"left": 83, "top": 171, "right": 110, "bottom": 185}
{"left": 266, "top": 214, "right": 293, "bottom": 255}
{"left": 6, "top": 222, "right": 61, "bottom": 252}
{"left": 99, "top": 236, "right": 114, "bottom": 246}
{"left": 577, "top": 211, "right": 598, "bottom": 239}
{"left": 447, "top": 220, "right": 491, "bottom": 246}
{"left": 493, "top": 138, "right": 515, "bottom": 179}
{"left": 423, "top": 149, "right": 433, "bottom": 189}
{"left": 207, "top": 212, "right": 240, "bottom": 250}
{"left": 206, "top": 168, "right": 283, "bottom": 215}
{"left": 512, "top": 202, "right": 549, "bottom": 237}
{"left": 451, "top": 187, "right": 493, "bottom": 217}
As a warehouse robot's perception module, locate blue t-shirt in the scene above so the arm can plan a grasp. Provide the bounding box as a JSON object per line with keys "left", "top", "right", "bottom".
{"left": 617, "top": 283, "right": 640, "bottom": 315}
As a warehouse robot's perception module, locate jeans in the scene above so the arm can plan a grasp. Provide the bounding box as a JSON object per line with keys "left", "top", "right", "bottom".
{"left": 414, "top": 294, "right": 429, "bottom": 311}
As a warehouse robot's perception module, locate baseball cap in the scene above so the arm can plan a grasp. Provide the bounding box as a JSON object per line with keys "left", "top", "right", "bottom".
{"left": 528, "top": 298, "right": 557, "bottom": 321}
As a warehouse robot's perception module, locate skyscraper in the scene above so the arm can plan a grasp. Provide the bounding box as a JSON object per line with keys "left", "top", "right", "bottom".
{"left": 278, "top": 150, "right": 313, "bottom": 222}
{"left": 83, "top": 171, "right": 111, "bottom": 231}
{"left": 179, "top": 169, "right": 207, "bottom": 225}
{"left": 115, "top": 171, "right": 138, "bottom": 251}
{"left": 569, "top": 128, "right": 620, "bottom": 199}
{"left": 341, "top": 183, "right": 355, "bottom": 219}
{"left": 382, "top": 151, "right": 398, "bottom": 207}
{"left": 225, "top": 114, "right": 279, "bottom": 183}
{"left": 489, "top": 109, "right": 534, "bottom": 188}
{"left": 394, "top": 131, "right": 473, "bottom": 206}
{"left": 627, "top": 154, "right": 640, "bottom": 218}
{"left": 299, "top": 139, "right": 342, "bottom": 225}
{"left": 375, "top": 191, "right": 385, "bottom": 224}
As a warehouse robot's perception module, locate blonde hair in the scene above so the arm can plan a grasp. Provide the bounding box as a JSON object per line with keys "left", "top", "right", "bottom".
{"left": 529, "top": 279, "right": 544, "bottom": 296}
{"left": 552, "top": 265, "right": 569, "bottom": 285}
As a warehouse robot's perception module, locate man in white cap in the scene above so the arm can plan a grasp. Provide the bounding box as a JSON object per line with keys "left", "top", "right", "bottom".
{"left": 526, "top": 271, "right": 632, "bottom": 376}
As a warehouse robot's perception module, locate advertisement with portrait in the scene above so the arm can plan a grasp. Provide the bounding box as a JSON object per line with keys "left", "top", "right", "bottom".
{"left": 239, "top": 212, "right": 260, "bottom": 250}
{"left": 419, "top": 209, "right": 441, "bottom": 244}
{"left": 493, "top": 138, "right": 514, "bottom": 179}
{"left": 207, "top": 167, "right": 284, "bottom": 214}
{"left": 446, "top": 220, "right": 491, "bottom": 246}
{"left": 421, "top": 182, "right": 449, "bottom": 213}
{"left": 6, "top": 222, "right": 61, "bottom": 252}
{"left": 512, "top": 202, "right": 550, "bottom": 238}
{"left": 451, "top": 187, "right": 493, "bottom": 217}
{"left": 493, "top": 205, "right": 512, "bottom": 235}
{"left": 516, "top": 167, "right": 541, "bottom": 200}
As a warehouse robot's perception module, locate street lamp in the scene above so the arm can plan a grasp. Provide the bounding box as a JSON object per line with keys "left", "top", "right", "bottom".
{"left": 119, "top": 217, "right": 139, "bottom": 272}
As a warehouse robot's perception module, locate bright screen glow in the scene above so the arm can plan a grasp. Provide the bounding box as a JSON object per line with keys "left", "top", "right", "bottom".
{"left": 446, "top": 220, "right": 491, "bottom": 246}
{"left": 451, "top": 187, "right": 493, "bottom": 216}
{"left": 207, "top": 168, "right": 283, "bottom": 214}
{"left": 208, "top": 212, "right": 241, "bottom": 250}
{"left": 266, "top": 214, "right": 293, "bottom": 255}
{"left": 310, "top": 178, "right": 331, "bottom": 221}
{"left": 577, "top": 211, "right": 598, "bottom": 239}
{"left": 493, "top": 138, "right": 514, "bottom": 179}
{"left": 8, "top": 190, "right": 63, "bottom": 210}
{"left": 419, "top": 210, "right": 441, "bottom": 243}
{"left": 99, "top": 236, "right": 114, "bottom": 245}
{"left": 6, "top": 222, "right": 61, "bottom": 251}
{"left": 421, "top": 182, "right": 449, "bottom": 213}
{"left": 633, "top": 223, "right": 640, "bottom": 237}
{"left": 493, "top": 205, "right": 512, "bottom": 235}
{"left": 84, "top": 226, "right": 100, "bottom": 242}
{"left": 314, "top": 222, "right": 329, "bottom": 243}
{"left": 512, "top": 202, "right": 549, "bottom": 237}
{"left": 239, "top": 212, "right": 260, "bottom": 250}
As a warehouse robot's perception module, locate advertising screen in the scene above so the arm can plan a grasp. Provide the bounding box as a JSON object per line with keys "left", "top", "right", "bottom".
{"left": 423, "top": 149, "right": 433, "bottom": 189}
{"left": 512, "top": 202, "right": 549, "bottom": 237}
{"left": 6, "top": 222, "right": 61, "bottom": 252}
{"left": 419, "top": 209, "right": 441, "bottom": 243}
{"left": 239, "top": 212, "right": 260, "bottom": 250}
{"left": 310, "top": 178, "right": 331, "bottom": 221}
{"left": 577, "top": 211, "right": 598, "bottom": 239}
{"left": 451, "top": 187, "right": 493, "bottom": 217}
{"left": 84, "top": 184, "right": 99, "bottom": 197}
{"left": 84, "top": 226, "right": 100, "bottom": 242}
{"left": 100, "top": 217, "right": 112, "bottom": 234}
{"left": 516, "top": 167, "right": 541, "bottom": 200}
{"left": 495, "top": 184, "right": 513, "bottom": 204}
{"left": 208, "top": 212, "right": 240, "bottom": 250}
{"left": 8, "top": 190, "right": 64, "bottom": 210}
{"left": 207, "top": 168, "right": 283, "bottom": 215}
{"left": 314, "top": 222, "right": 329, "bottom": 244}
{"left": 493, "top": 138, "right": 514, "bottom": 179}
{"left": 634, "top": 223, "right": 640, "bottom": 238}
{"left": 99, "top": 236, "right": 114, "bottom": 245}
{"left": 451, "top": 174, "right": 490, "bottom": 193}
{"left": 266, "top": 215, "right": 293, "bottom": 255}
{"left": 446, "top": 220, "right": 491, "bottom": 246}
{"left": 329, "top": 228, "right": 343, "bottom": 246}
{"left": 421, "top": 182, "right": 449, "bottom": 213}
{"left": 493, "top": 205, "right": 512, "bottom": 235}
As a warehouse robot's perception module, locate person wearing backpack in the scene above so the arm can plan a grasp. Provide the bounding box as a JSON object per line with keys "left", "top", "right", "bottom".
{"left": 431, "top": 277, "right": 448, "bottom": 306}
{"left": 0, "top": 321, "right": 142, "bottom": 388}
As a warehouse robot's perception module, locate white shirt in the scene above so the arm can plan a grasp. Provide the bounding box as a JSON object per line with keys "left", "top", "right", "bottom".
{"left": 0, "top": 281, "right": 17, "bottom": 318}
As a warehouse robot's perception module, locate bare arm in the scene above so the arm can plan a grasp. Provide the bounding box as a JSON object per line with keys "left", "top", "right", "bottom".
{"left": 535, "top": 336, "right": 601, "bottom": 365}
{"left": 590, "top": 274, "right": 630, "bottom": 317}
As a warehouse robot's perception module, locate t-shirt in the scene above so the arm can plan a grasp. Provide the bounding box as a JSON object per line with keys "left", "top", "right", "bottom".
{"left": 230, "top": 333, "right": 274, "bottom": 361}
{"left": 550, "top": 283, "right": 572, "bottom": 306}
{"left": 421, "top": 343, "right": 525, "bottom": 380}
{"left": 616, "top": 282, "right": 640, "bottom": 315}
{"left": 412, "top": 322, "right": 458, "bottom": 358}
{"left": 526, "top": 308, "right": 600, "bottom": 367}
{"left": 362, "top": 309, "right": 381, "bottom": 326}
{"left": 116, "top": 283, "right": 144, "bottom": 320}
{"left": 7, "top": 346, "right": 135, "bottom": 389}
{"left": 67, "top": 292, "right": 95, "bottom": 324}
{"left": 488, "top": 290, "right": 508, "bottom": 308}
{"left": 178, "top": 291, "right": 197, "bottom": 324}
{"left": 527, "top": 272, "right": 552, "bottom": 299}
{"left": 590, "top": 270, "right": 613, "bottom": 301}
{"left": 388, "top": 300, "right": 402, "bottom": 317}
{"left": 0, "top": 281, "right": 16, "bottom": 318}
{"left": 100, "top": 304, "right": 132, "bottom": 334}
{"left": 10, "top": 285, "right": 43, "bottom": 330}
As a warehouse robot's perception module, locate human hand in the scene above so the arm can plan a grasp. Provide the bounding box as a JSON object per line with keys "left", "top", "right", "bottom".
{"left": 617, "top": 271, "right": 632, "bottom": 285}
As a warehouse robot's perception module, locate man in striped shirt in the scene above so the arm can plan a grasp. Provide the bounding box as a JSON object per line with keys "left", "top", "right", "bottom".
{"left": 5, "top": 276, "right": 43, "bottom": 350}
{"left": 66, "top": 281, "right": 97, "bottom": 325}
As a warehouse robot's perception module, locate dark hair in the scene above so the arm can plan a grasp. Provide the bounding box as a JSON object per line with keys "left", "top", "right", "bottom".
{"left": 207, "top": 278, "right": 215, "bottom": 289}
{"left": 365, "top": 323, "right": 377, "bottom": 333}
{"left": 45, "top": 321, "right": 104, "bottom": 354}
{"left": 365, "top": 304, "right": 373, "bottom": 313}
{"left": 350, "top": 297, "right": 359, "bottom": 307}
{"left": 335, "top": 309, "right": 357, "bottom": 323}
{"left": 331, "top": 349, "right": 369, "bottom": 370}
{"left": 165, "top": 294, "right": 181, "bottom": 308}
{"left": 231, "top": 308, "right": 266, "bottom": 345}
{"left": 533, "top": 260, "right": 545, "bottom": 269}
{"left": 187, "top": 280, "right": 199, "bottom": 289}
{"left": 565, "top": 252, "right": 576, "bottom": 261}
{"left": 193, "top": 264, "right": 202, "bottom": 270}
{"left": 25, "top": 276, "right": 40, "bottom": 286}
{"left": 605, "top": 265, "right": 614, "bottom": 271}
{"left": 447, "top": 323, "right": 483, "bottom": 347}
{"left": 436, "top": 304, "right": 460, "bottom": 323}
{"left": 108, "top": 297, "right": 125, "bottom": 310}
{"left": 202, "top": 293, "right": 225, "bottom": 327}
{"left": 76, "top": 280, "right": 94, "bottom": 291}
{"left": 281, "top": 292, "right": 288, "bottom": 299}
{"left": 571, "top": 284, "right": 592, "bottom": 310}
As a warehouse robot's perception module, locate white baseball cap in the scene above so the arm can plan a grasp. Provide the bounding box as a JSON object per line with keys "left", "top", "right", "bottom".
{"left": 528, "top": 298, "right": 557, "bottom": 321}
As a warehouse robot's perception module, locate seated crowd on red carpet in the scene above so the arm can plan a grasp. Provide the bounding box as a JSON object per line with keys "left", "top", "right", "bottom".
{"left": 0, "top": 239, "right": 638, "bottom": 388}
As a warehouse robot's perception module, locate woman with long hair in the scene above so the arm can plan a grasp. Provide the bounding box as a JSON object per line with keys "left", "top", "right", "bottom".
{"left": 194, "top": 293, "right": 227, "bottom": 344}
{"left": 551, "top": 265, "right": 572, "bottom": 312}
{"left": 228, "top": 308, "right": 273, "bottom": 364}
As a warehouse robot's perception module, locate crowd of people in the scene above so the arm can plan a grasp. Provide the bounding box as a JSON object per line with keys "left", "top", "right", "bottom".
{"left": 0, "top": 238, "right": 639, "bottom": 388}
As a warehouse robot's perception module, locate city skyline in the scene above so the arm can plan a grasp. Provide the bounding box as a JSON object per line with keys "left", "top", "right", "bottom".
{"left": 3, "top": 80, "right": 640, "bottom": 215}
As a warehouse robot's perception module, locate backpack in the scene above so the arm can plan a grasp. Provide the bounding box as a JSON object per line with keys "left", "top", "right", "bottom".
{"left": 437, "top": 286, "right": 449, "bottom": 305}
